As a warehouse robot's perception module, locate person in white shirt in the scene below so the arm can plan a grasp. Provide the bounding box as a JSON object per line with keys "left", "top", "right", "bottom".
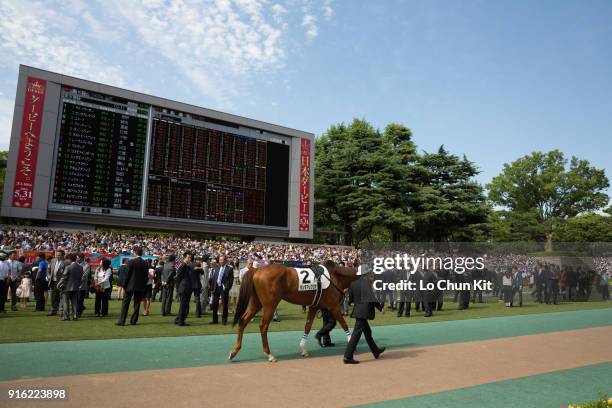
{"left": 94, "top": 258, "right": 112, "bottom": 317}
{"left": 0, "top": 253, "right": 9, "bottom": 313}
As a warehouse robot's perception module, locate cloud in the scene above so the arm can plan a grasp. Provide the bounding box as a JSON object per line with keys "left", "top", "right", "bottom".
{"left": 302, "top": 13, "right": 318, "bottom": 39}
{"left": 112, "top": 0, "right": 290, "bottom": 108}
{"left": 323, "top": 0, "right": 334, "bottom": 19}
{"left": 0, "top": 0, "right": 336, "bottom": 113}
{"left": 0, "top": 0, "right": 127, "bottom": 87}
{"left": 0, "top": 96, "right": 13, "bottom": 150}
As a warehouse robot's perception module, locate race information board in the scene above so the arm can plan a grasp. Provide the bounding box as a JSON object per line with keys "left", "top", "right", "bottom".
{"left": 51, "top": 87, "right": 148, "bottom": 211}
{"left": 146, "top": 109, "right": 288, "bottom": 226}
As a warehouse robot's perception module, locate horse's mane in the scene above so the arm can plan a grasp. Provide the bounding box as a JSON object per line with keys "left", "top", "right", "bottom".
{"left": 323, "top": 260, "right": 358, "bottom": 277}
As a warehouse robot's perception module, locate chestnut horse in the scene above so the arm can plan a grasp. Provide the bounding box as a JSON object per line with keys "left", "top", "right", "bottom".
{"left": 229, "top": 260, "right": 359, "bottom": 362}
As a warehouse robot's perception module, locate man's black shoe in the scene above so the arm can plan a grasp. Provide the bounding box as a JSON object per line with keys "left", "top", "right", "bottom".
{"left": 343, "top": 359, "right": 360, "bottom": 364}
{"left": 424, "top": 313, "right": 432, "bottom": 317}
{"left": 324, "top": 342, "right": 335, "bottom": 347}
{"left": 178, "top": 323, "right": 189, "bottom": 326}
{"left": 374, "top": 347, "right": 386, "bottom": 359}
{"left": 47, "top": 312, "right": 57, "bottom": 316}
{"left": 315, "top": 333, "right": 324, "bottom": 348}
{"left": 115, "top": 322, "right": 125, "bottom": 326}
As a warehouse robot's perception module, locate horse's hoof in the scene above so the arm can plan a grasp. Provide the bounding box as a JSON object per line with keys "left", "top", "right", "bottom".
{"left": 228, "top": 351, "right": 237, "bottom": 360}
{"left": 302, "top": 352, "right": 309, "bottom": 358}
{"left": 266, "top": 354, "right": 278, "bottom": 362}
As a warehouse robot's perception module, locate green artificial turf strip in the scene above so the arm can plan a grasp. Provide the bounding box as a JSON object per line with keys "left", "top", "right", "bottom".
{"left": 356, "top": 362, "right": 612, "bottom": 408}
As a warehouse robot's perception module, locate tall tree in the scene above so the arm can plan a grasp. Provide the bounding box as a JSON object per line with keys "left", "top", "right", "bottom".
{"left": 487, "top": 150, "right": 609, "bottom": 250}
{"left": 315, "top": 119, "right": 388, "bottom": 245}
{"left": 380, "top": 123, "right": 417, "bottom": 241}
{"left": 408, "top": 146, "right": 489, "bottom": 241}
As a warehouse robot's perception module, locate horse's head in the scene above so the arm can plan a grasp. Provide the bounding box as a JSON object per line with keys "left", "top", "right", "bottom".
{"left": 324, "top": 260, "right": 359, "bottom": 290}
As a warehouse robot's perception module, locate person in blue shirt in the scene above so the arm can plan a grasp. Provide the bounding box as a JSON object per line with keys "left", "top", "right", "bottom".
{"left": 34, "top": 252, "right": 48, "bottom": 311}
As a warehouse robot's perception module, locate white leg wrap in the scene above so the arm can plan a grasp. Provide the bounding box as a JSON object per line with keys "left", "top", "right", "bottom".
{"left": 300, "top": 333, "right": 309, "bottom": 356}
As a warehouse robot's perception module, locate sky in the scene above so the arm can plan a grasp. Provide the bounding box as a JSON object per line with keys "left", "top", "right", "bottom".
{"left": 0, "top": 0, "right": 610, "bottom": 192}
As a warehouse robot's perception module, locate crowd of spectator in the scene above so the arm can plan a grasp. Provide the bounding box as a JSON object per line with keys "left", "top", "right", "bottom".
{"left": 0, "top": 227, "right": 609, "bottom": 322}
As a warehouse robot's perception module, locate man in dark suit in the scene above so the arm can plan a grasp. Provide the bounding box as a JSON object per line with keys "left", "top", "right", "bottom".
{"left": 47, "top": 250, "right": 65, "bottom": 316}
{"left": 191, "top": 257, "right": 203, "bottom": 317}
{"left": 58, "top": 254, "right": 82, "bottom": 321}
{"left": 422, "top": 269, "right": 438, "bottom": 317}
{"left": 116, "top": 247, "right": 149, "bottom": 326}
{"left": 174, "top": 252, "right": 193, "bottom": 326}
{"left": 209, "top": 255, "right": 233, "bottom": 325}
{"left": 160, "top": 255, "right": 176, "bottom": 316}
{"left": 343, "top": 271, "right": 385, "bottom": 364}
{"left": 315, "top": 308, "right": 336, "bottom": 347}
{"left": 152, "top": 260, "right": 164, "bottom": 302}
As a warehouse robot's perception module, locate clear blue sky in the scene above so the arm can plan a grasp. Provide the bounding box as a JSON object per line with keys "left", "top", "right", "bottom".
{"left": 0, "top": 0, "right": 610, "bottom": 193}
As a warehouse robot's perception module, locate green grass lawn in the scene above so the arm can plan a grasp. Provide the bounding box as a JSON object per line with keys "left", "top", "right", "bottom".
{"left": 0, "top": 292, "right": 610, "bottom": 344}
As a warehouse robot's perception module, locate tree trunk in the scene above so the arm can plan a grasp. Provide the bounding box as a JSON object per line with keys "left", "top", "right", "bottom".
{"left": 545, "top": 232, "right": 554, "bottom": 252}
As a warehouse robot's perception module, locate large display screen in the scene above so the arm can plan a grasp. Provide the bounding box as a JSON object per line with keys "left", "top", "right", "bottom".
{"left": 49, "top": 88, "right": 290, "bottom": 228}
{"left": 51, "top": 87, "right": 148, "bottom": 212}
{"left": 146, "top": 109, "right": 289, "bottom": 227}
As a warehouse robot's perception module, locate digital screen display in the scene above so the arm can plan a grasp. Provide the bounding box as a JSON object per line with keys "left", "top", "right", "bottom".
{"left": 146, "top": 110, "right": 289, "bottom": 226}
{"left": 49, "top": 90, "right": 290, "bottom": 228}
{"left": 52, "top": 88, "right": 148, "bottom": 211}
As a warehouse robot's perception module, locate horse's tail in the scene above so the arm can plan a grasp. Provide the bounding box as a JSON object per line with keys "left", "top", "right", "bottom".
{"left": 233, "top": 268, "right": 256, "bottom": 327}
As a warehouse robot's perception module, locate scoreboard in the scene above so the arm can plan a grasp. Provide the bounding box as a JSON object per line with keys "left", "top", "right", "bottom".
{"left": 52, "top": 88, "right": 148, "bottom": 212}
{"left": 145, "top": 109, "right": 289, "bottom": 227}
{"left": 2, "top": 66, "right": 313, "bottom": 239}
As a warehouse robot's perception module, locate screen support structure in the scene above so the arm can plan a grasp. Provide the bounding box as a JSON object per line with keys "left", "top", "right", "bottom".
{"left": 140, "top": 105, "right": 154, "bottom": 218}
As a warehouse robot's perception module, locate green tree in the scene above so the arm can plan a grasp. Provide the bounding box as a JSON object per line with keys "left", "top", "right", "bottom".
{"left": 488, "top": 209, "right": 547, "bottom": 242}
{"left": 315, "top": 119, "right": 385, "bottom": 245}
{"left": 408, "top": 146, "right": 489, "bottom": 241}
{"left": 554, "top": 213, "right": 612, "bottom": 242}
{"left": 487, "top": 150, "right": 609, "bottom": 250}
{"left": 380, "top": 123, "right": 417, "bottom": 241}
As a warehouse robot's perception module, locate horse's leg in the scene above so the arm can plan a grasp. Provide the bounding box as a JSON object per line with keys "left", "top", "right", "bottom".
{"left": 259, "top": 303, "right": 279, "bottom": 362}
{"left": 300, "top": 306, "right": 318, "bottom": 357}
{"left": 229, "top": 299, "right": 261, "bottom": 361}
{"left": 329, "top": 303, "right": 353, "bottom": 343}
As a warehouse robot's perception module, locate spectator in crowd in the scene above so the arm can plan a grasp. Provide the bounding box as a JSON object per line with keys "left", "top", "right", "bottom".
{"left": 7, "top": 251, "right": 23, "bottom": 311}
{"left": 94, "top": 258, "right": 112, "bottom": 317}
{"left": 599, "top": 271, "right": 610, "bottom": 301}
{"left": 142, "top": 258, "right": 154, "bottom": 316}
{"left": 152, "top": 259, "right": 163, "bottom": 302}
{"left": 502, "top": 269, "right": 513, "bottom": 307}
{"left": 117, "top": 258, "right": 128, "bottom": 301}
{"left": 175, "top": 252, "right": 193, "bottom": 326}
{"left": 229, "top": 259, "right": 240, "bottom": 314}
{"left": 76, "top": 254, "right": 91, "bottom": 317}
{"left": 191, "top": 257, "right": 203, "bottom": 318}
{"left": 19, "top": 271, "right": 32, "bottom": 309}
{"left": 58, "top": 253, "right": 82, "bottom": 321}
{"left": 0, "top": 252, "right": 7, "bottom": 313}
{"left": 161, "top": 255, "right": 176, "bottom": 316}
{"left": 47, "top": 250, "right": 65, "bottom": 316}
{"left": 511, "top": 267, "right": 523, "bottom": 307}
{"left": 33, "top": 252, "right": 48, "bottom": 311}
{"left": 116, "top": 247, "right": 149, "bottom": 326}
{"left": 200, "top": 255, "right": 210, "bottom": 315}
{"left": 210, "top": 255, "right": 233, "bottom": 325}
